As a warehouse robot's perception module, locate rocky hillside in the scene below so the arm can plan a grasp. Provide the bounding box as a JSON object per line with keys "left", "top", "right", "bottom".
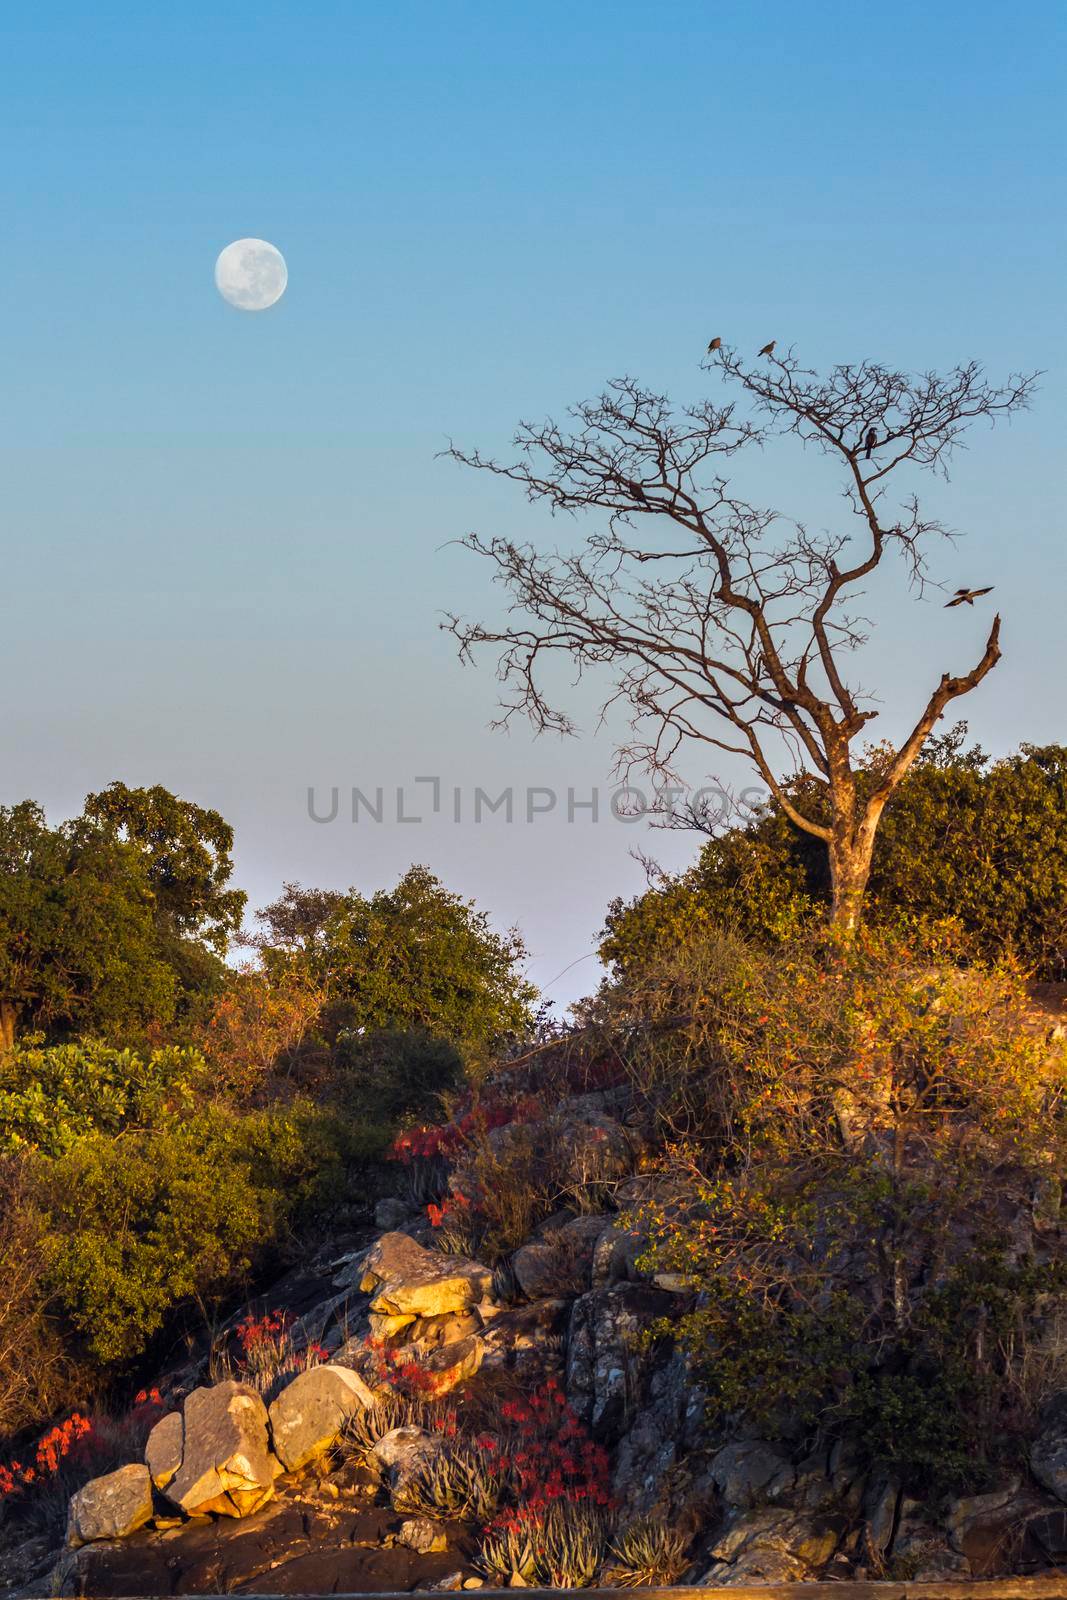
{"left": 2, "top": 1058, "right": 1067, "bottom": 1598}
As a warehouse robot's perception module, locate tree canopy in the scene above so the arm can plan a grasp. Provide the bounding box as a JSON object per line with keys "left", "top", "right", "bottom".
{"left": 253, "top": 866, "right": 537, "bottom": 1070}
{"left": 0, "top": 786, "right": 247, "bottom": 1049}
{"left": 602, "top": 729, "right": 1067, "bottom": 980}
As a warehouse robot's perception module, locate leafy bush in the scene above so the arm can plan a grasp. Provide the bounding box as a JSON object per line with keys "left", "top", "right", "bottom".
{"left": 0, "top": 1159, "right": 80, "bottom": 1437}
{"left": 31, "top": 1101, "right": 347, "bottom": 1366}
{"left": 0, "top": 1041, "right": 212, "bottom": 1157}
{"left": 299, "top": 866, "right": 537, "bottom": 1072}
{"left": 333, "top": 1027, "right": 463, "bottom": 1124}
{"left": 625, "top": 922, "right": 1067, "bottom": 1494}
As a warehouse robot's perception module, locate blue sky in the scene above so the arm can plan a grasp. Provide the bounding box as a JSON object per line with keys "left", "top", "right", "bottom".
{"left": 2, "top": 1, "right": 1064, "bottom": 1006}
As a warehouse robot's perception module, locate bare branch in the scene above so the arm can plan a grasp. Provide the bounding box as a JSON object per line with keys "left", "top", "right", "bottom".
{"left": 446, "top": 349, "right": 1033, "bottom": 928}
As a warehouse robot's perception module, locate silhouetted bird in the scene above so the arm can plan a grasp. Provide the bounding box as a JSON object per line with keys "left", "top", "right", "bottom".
{"left": 758, "top": 340, "right": 776, "bottom": 357}
{"left": 944, "top": 587, "right": 994, "bottom": 608}
{"left": 864, "top": 428, "right": 878, "bottom": 459}
{"left": 707, "top": 337, "right": 722, "bottom": 352}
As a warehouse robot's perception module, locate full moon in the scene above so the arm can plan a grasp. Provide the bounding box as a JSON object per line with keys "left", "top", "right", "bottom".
{"left": 214, "top": 238, "right": 288, "bottom": 311}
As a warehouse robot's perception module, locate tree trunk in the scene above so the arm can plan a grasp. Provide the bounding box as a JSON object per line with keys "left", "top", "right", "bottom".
{"left": 829, "top": 833, "right": 875, "bottom": 935}
{"left": 0, "top": 1000, "right": 17, "bottom": 1054}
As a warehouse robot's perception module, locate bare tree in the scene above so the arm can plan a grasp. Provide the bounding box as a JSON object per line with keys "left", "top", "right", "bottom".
{"left": 445, "top": 347, "right": 1037, "bottom": 933}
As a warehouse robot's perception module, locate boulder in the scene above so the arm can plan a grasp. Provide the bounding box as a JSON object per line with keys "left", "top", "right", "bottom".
{"left": 610, "top": 1345, "right": 708, "bottom": 1519}
{"left": 946, "top": 1479, "right": 1038, "bottom": 1575}
{"left": 375, "top": 1197, "right": 411, "bottom": 1231}
{"left": 360, "top": 1232, "right": 491, "bottom": 1319}
{"left": 481, "top": 1298, "right": 570, "bottom": 1380}
{"left": 512, "top": 1215, "right": 606, "bottom": 1300}
{"left": 67, "top": 1463, "right": 154, "bottom": 1547}
{"left": 166, "top": 1380, "right": 281, "bottom": 1518}
{"left": 145, "top": 1410, "right": 183, "bottom": 1491}
{"left": 402, "top": 1309, "right": 484, "bottom": 1349}
{"left": 1024, "top": 1506, "right": 1067, "bottom": 1564}
{"left": 268, "top": 1362, "right": 375, "bottom": 1471}
{"left": 551, "top": 1111, "right": 634, "bottom": 1197}
{"left": 701, "top": 1505, "right": 842, "bottom": 1583}
{"left": 1032, "top": 1392, "right": 1067, "bottom": 1501}
{"left": 372, "top": 1425, "right": 445, "bottom": 1495}
{"left": 397, "top": 1516, "right": 449, "bottom": 1553}
{"left": 891, "top": 1498, "right": 970, "bottom": 1580}
{"left": 861, "top": 1475, "right": 901, "bottom": 1557}
{"left": 416, "top": 1333, "right": 485, "bottom": 1393}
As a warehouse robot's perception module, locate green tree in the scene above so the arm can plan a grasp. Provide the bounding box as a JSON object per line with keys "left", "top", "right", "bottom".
{"left": 603, "top": 731, "right": 1067, "bottom": 981}
{"left": 84, "top": 782, "right": 246, "bottom": 1008}
{"left": 0, "top": 801, "right": 176, "bottom": 1050}
{"left": 257, "top": 866, "right": 537, "bottom": 1070}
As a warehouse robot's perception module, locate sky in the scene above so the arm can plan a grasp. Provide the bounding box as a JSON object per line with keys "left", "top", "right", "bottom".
{"left": 1, "top": 1, "right": 1064, "bottom": 1010}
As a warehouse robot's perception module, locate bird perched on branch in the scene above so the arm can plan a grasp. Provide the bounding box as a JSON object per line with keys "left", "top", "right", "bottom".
{"left": 758, "top": 340, "right": 776, "bottom": 357}
{"left": 944, "top": 586, "right": 994, "bottom": 608}
{"left": 864, "top": 428, "right": 878, "bottom": 459}
{"left": 707, "top": 336, "right": 722, "bottom": 353}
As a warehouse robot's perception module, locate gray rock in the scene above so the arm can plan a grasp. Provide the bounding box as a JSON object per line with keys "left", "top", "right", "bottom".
{"left": 1032, "top": 1393, "right": 1067, "bottom": 1501}
{"left": 144, "top": 1409, "right": 183, "bottom": 1491}
{"left": 1025, "top": 1506, "right": 1067, "bottom": 1563}
{"left": 891, "top": 1501, "right": 971, "bottom": 1581}
{"left": 945, "top": 1479, "right": 1038, "bottom": 1576}
{"left": 67, "top": 1464, "right": 154, "bottom": 1547}
{"left": 372, "top": 1425, "right": 445, "bottom": 1494}
{"left": 566, "top": 1282, "right": 679, "bottom": 1439}
{"left": 862, "top": 1474, "right": 901, "bottom": 1557}
{"left": 610, "top": 1345, "right": 706, "bottom": 1518}
{"left": 397, "top": 1516, "right": 449, "bottom": 1553}
{"left": 710, "top": 1440, "right": 793, "bottom": 1509}
{"left": 512, "top": 1215, "right": 606, "bottom": 1300}
{"left": 591, "top": 1222, "right": 650, "bottom": 1286}
{"left": 166, "top": 1380, "right": 281, "bottom": 1518}
{"left": 268, "top": 1362, "right": 375, "bottom": 1471}
{"left": 375, "top": 1197, "right": 411, "bottom": 1231}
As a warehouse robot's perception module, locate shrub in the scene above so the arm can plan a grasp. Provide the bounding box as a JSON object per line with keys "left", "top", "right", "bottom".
{"left": 0, "top": 1041, "right": 213, "bottom": 1157}
{"left": 393, "top": 1442, "right": 507, "bottom": 1521}
{"left": 480, "top": 1502, "right": 609, "bottom": 1588}
{"left": 33, "top": 1101, "right": 345, "bottom": 1366}
{"left": 200, "top": 966, "right": 324, "bottom": 1095}
{"left": 0, "top": 1157, "right": 82, "bottom": 1437}
{"left": 259, "top": 866, "right": 537, "bottom": 1074}
{"left": 632, "top": 924, "right": 1067, "bottom": 1495}
{"left": 333, "top": 1027, "right": 463, "bottom": 1125}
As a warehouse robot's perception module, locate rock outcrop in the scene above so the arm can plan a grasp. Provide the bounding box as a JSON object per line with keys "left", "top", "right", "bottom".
{"left": 360, "top": 1232, "right": 491, "bottom": 1323}
{"left": 1032, "top": 1392, "right": 1067, "bottom": 1502}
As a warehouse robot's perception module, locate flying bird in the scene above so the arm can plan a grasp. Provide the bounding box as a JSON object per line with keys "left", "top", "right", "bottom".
{"left": 758, "top": 340, "right": 776, "bottom": 357}
{"left": 944, "top": 586, "right": 994, "bottom": 608}
{"left": 707, "top": 336, "right": 722, "bottom": 352}
{"left": 864, "top": 428, "right": 878, "bottom": 459}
